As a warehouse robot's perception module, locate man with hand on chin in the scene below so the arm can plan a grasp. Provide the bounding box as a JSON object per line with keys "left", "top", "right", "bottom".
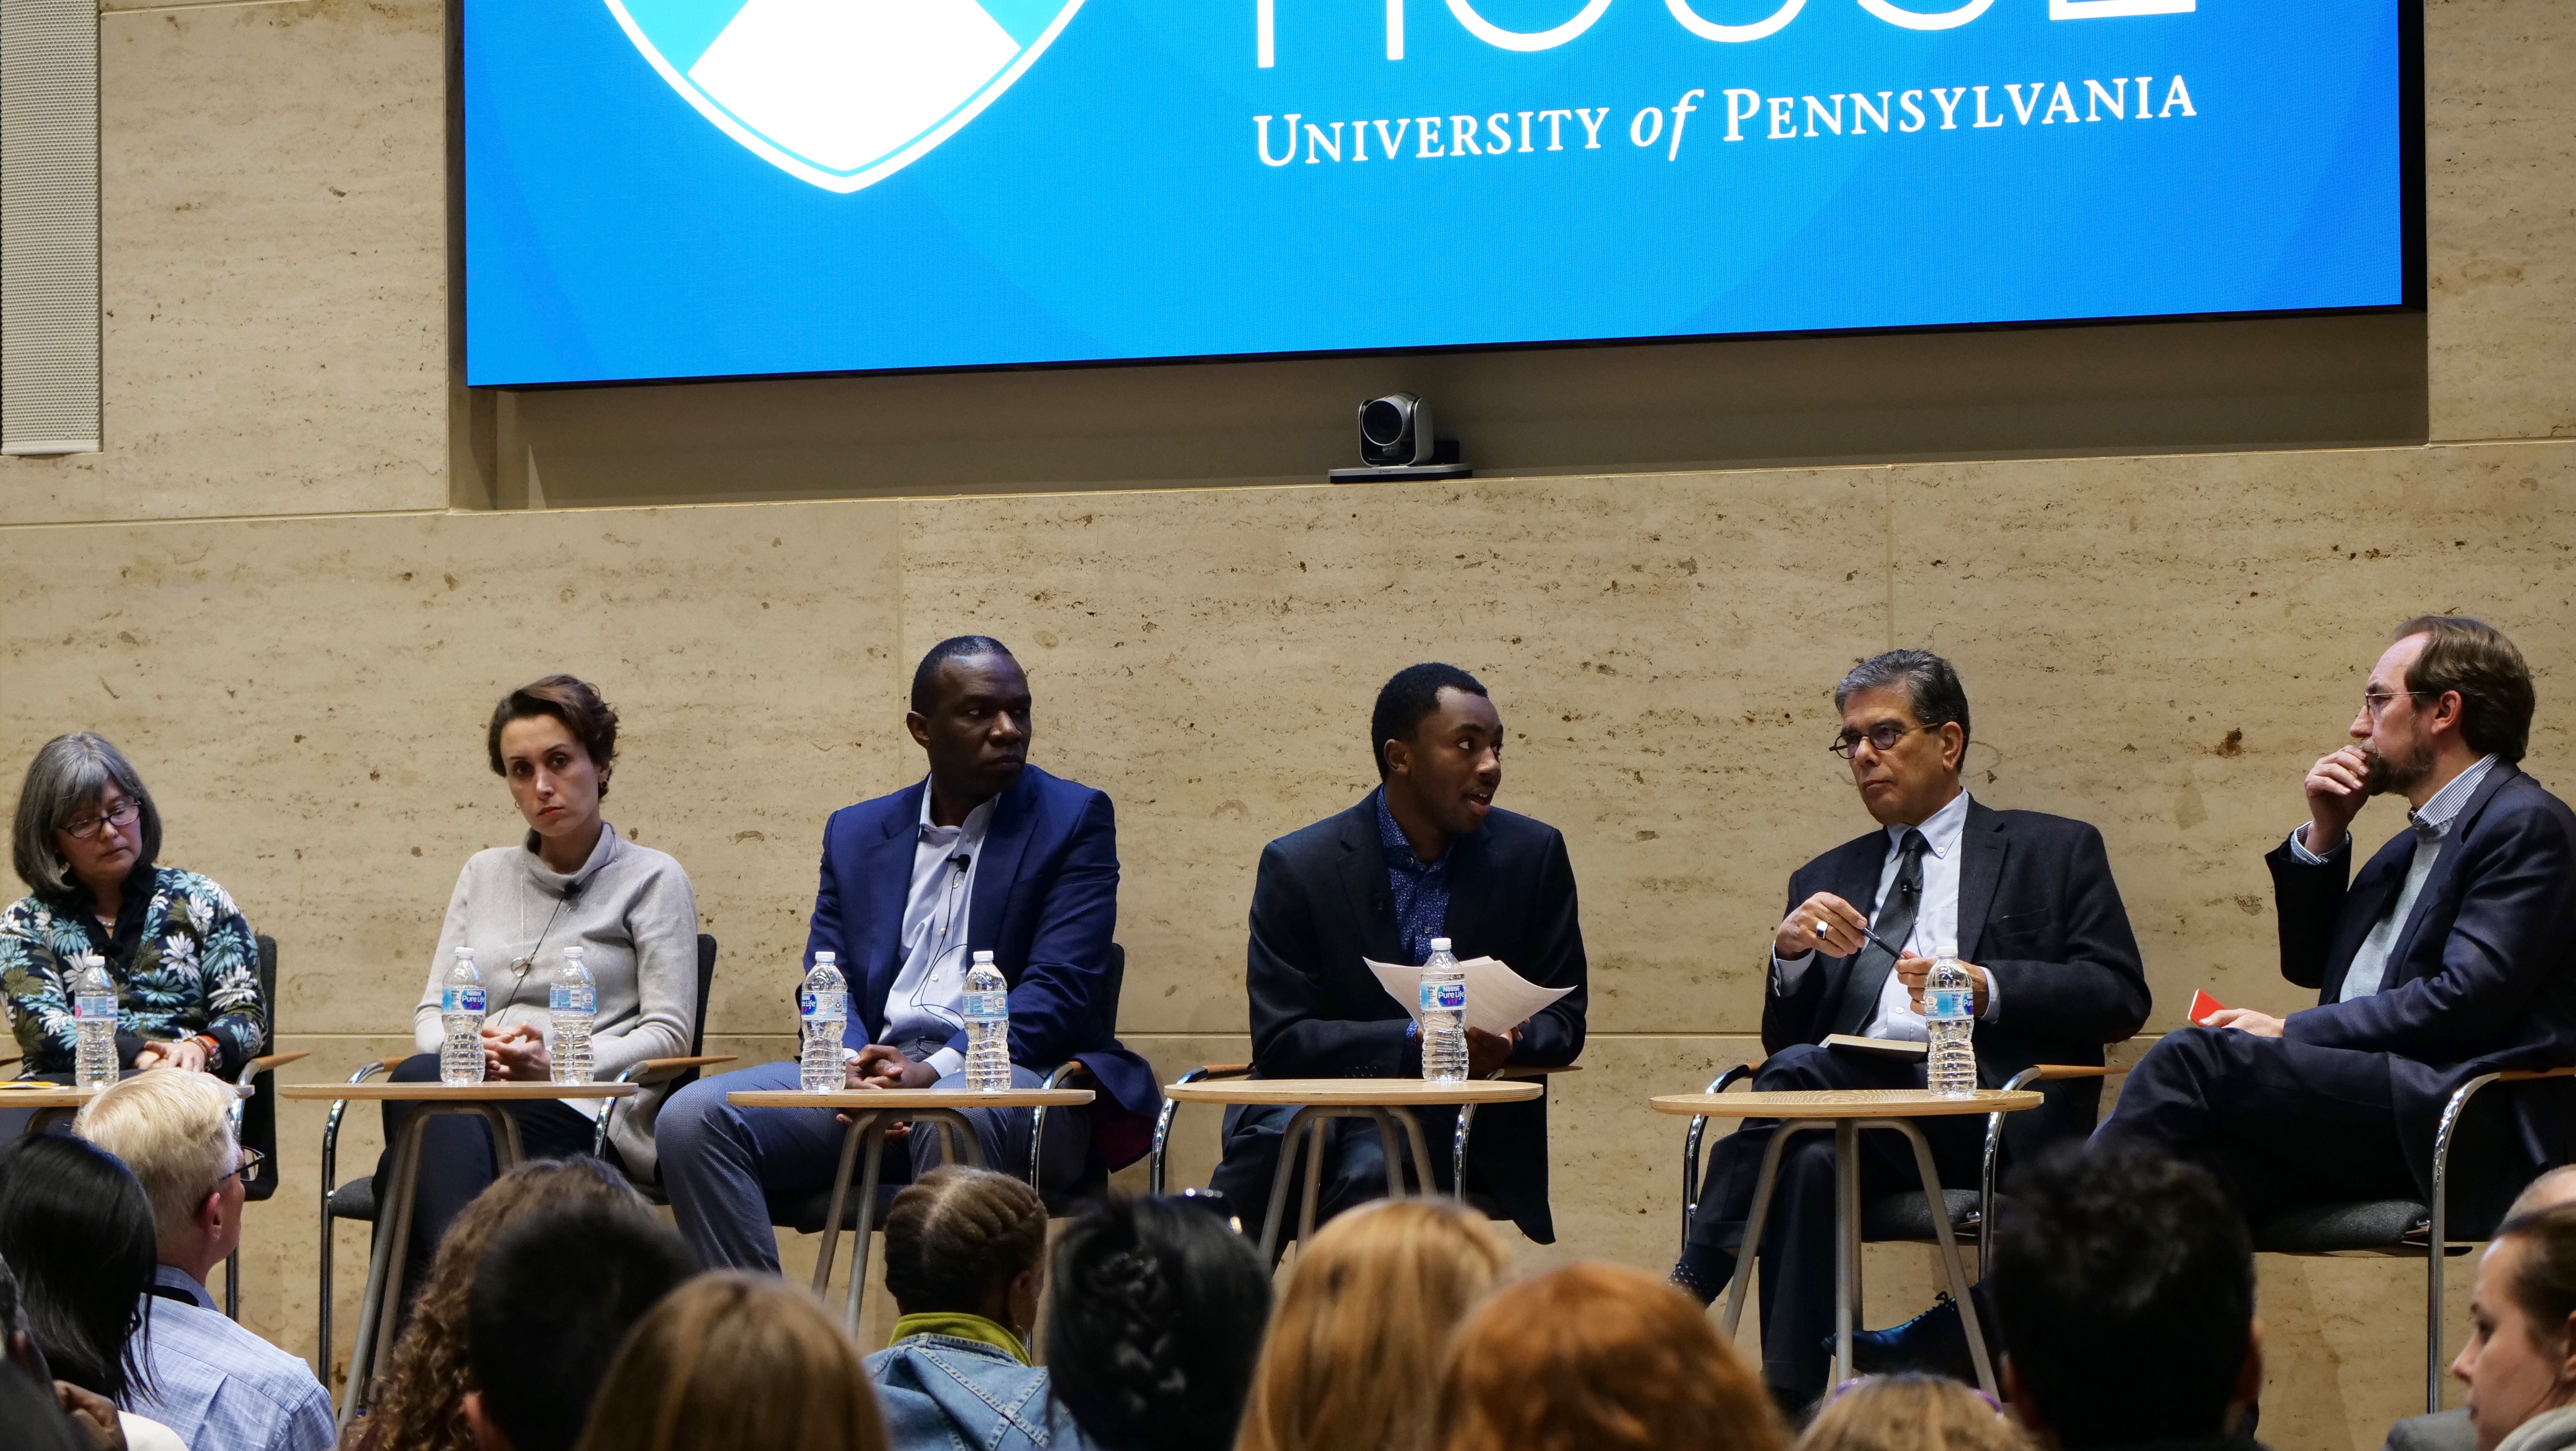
{"left": 658, "top": 636, "right": 1156, "bottom": 1274}
{"left": 2095, "top": 616, "right": 2576, "bottom": 1243}
{"left": 1670, "top": 649, "right": 2147, "bottom": 1413}
{"left": 1207, "top": 663, "right": 1588, "bottom": 1251}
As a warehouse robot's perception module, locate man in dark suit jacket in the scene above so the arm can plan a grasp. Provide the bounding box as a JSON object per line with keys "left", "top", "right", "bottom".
{"left": 2097, "top": 617, "right": 2576, "bottom": 1241}
{"left": 1206, "top": 663, "right": 1587, "bottom": 1247}
{"left": 1671, "top": 649, "right": 2149, "bottom": 1407}
{"left": 659, "top": 637, "right": 1155, "bottom": 1273}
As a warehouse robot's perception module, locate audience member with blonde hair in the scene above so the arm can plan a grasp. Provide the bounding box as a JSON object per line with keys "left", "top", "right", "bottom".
{"left": 1435, "top": 1261, "right": 1785, "bottom": 1451}
{"left": 866, "top": 1167, "right": 1092, "bottom": 1451}
{"left": 358, "top": 1159, "right": 646, "bottom": 1451}
{"left": 574, "top": 1272, "right": 888, "bottom": 1451}
{"left": 1798, "top": 1377, "right": 2031, "bottom": 1451}
{"left": 73, "top": 1068, "right": 333, "bottom": 1451}
{"left": 1239, "top": 1198, "right": 1510, "bottom": 1451}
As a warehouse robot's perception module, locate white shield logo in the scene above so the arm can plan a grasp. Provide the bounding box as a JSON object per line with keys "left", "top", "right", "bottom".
{"left": 605, "top": 0, "right": 1088, "bottom": 193}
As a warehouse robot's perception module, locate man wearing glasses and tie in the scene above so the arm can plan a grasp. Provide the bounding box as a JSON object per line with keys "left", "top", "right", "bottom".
{"left": 1668, "top": 649, "right": 2149, "bottom": 1415}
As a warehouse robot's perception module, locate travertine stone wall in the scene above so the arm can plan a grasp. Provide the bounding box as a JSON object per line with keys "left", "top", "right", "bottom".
{"left": 2426, "top": 0, "right": 2576, "bottom": 442}
{"left": 0, "top": 0, "right": 446, "bottom": 525}
{"left": 0, "top": 3, "right": 2570, "bottom": 1449}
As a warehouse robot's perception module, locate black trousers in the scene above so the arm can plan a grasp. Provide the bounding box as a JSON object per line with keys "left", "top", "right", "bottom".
{"left": 2091, "top": 1025, "right": 2415, "bottom": 1225}
{"left": 1678, "top": 1043, "right": 1985, "bottom": 1397}
{"left": 1209, "top": 1101, "right": 1485, "bottom": 1252}
{"left": 375, "top": 1053, "right": 620, "bottom": 1272}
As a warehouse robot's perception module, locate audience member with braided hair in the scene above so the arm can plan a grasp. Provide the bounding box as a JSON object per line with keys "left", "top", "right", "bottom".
{"left": 574, "top": 1272, "right": 888, "bottom": 1451}
{"left": 1435, "top": 1261, "right": 1785, "bottom": 1451}
{"left": 354, "top": 1159, "right": 645, "bottom": 1451}
{"left": 865, "top": 1167, "right": 1095, "bottom": 1451}
{"left": 1044, "top": 1195, "right": 1272, "bottom": 1451}
{"left": 1238, "top": 1198, "right": 1510, "bottom": 1451}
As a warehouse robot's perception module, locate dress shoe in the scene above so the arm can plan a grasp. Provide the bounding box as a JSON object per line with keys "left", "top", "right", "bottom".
{"left": 1843, "top": 1286, "right": 2002, "bottom": 1383}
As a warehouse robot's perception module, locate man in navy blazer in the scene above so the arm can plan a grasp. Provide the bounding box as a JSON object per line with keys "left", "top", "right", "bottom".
{"left": 1207, "top": 663, "right": 1588, "bottom": 1249}
{"left": 658, "top": 637, "right": 1155, "bottom": 1273}
{"left": 1672, "top": 650, "right": 2149, "bottom": 1408}
{"left": 2097, "top": 617, "right": 2576, "bottom": 1239}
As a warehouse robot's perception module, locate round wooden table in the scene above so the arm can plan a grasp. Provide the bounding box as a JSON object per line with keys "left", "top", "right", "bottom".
{"left": 1650, "top": 1087, "right": 2043, "bottom": 1396}
{"left": 1160, "top": 1076, "right": 1547, "bottom": 1260}
{"left": 280, "top": 1080, "right": 637, "bottom": 1427}
{"left": 726, "top": 1086, "right": 1094, "bottom": 1328}
{"left": 0, "top": 1083, "right": 102, "bottom": 1137}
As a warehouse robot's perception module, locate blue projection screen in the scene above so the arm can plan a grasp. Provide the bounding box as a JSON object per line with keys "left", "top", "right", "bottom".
{"left": 463, "top": 0, "right": 2412, "bottom": 387}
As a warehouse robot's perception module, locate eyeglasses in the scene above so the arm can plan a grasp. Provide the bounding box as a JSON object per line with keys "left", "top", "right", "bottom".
{"left": 206, "top": 1147, "right": 264, "bottom": 1198}
{"left": 2363, "top": 689, "right": 2439, "bottom": 720}
{"left": 61, "top": 800, "right": 140, "bottom": 841}
{"left": 1830, "top": 723, "right": 1939, "bottom": 759}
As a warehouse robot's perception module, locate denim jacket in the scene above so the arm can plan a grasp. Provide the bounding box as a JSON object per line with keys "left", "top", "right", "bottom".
{"left": 867, "top": 1335, "right": 1098, "bottom": 1451}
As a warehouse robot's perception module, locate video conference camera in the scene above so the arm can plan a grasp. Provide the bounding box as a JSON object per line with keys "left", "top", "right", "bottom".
{"left": 1328, "top": 393, "right": 1472, "bottom": 482}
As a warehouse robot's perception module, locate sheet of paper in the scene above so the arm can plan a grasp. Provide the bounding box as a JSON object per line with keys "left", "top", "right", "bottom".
{"left": 1364, "top": 955, "right": 1573, "bottom": 1037}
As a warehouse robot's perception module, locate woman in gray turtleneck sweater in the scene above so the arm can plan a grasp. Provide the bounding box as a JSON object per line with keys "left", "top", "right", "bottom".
{"left": 379, "top": 675, "right": 699, "bottom": 1255}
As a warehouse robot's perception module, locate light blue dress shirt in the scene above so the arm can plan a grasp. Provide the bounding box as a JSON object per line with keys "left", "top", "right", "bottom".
{"left": 881, "top": 780, "right": 996, "bottom": 1076}
{"left": 2286, "top": 754, "right": 2499, "bottom": 1002}
{"left": 128, "top": 1265, "right": 334, "bottom": 1451}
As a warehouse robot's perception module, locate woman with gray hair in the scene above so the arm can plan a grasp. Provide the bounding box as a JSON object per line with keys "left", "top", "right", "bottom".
{"left": 0, "top": 733, "right": 264, "bottom": 1078}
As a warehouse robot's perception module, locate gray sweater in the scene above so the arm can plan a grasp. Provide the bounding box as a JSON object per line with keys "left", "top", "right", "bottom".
{"left": 410, "top": 821, "right": 699, "bottom": 1176}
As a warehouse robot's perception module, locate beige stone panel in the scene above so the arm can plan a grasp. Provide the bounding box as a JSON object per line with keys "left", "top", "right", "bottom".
{"left": 0, "top": 0, "right": 446, "bottom": 524}
{"left": 0, "top": 502, "right": 904, "bottom": 1046}
{"left": 900, "top": 472, "right": 1888, "bottom": 1037}
{"left": 1891, "top": 442, "right": 2576, "bottom": 1025}
{"left": 2427, "top": 1, "right": 2576, "bottom": 443}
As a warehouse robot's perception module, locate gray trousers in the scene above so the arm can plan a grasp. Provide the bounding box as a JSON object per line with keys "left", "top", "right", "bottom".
{"left": 657, "top": 1058, "right": 1089, "bottom": 1273}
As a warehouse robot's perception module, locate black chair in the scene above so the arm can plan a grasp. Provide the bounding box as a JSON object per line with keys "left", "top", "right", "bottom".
{"left": 2248, "top": 1063, "right": 2576, "bottom": 1415}
{"left": 315, "top": 934, "right": 729, "bottom": 1403}
{"left": 217, "top": 935, "right": 309, "bottom": 1319}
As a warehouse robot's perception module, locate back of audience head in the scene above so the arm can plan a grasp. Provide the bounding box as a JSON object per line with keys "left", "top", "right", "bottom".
{"left": 2454, "top": 1203, "right": 2576, "bottom": 1451}
{"left": 574, "top": 1271, "right": 887, "bottom": 1451}
{"left": 372, "top": 1160, "right": 644, "bottom": 1451}
{"left": 881, "top": 1166, "right": 1048, "bottom": 1337}
{"left": 74, "top": 1068, "right": 243, "bottom": 1275}
{"left": 1798, "top": 1376, "right": 2031, "bottom": 1451}
{"left": 0, "top": 1135, "right": 157, "bottom": 1403}
{"left": 2508, "top": 1167, "right": 2576, "bottom": 1221}
{"left": 1240, "top": 1198, "right": 1510, "bottom": 1451}
{"left": 1044, "top": 1194, "right": 1273, "bottom": 1451}
{"left": 1988, "top": 1142, "right": 2257, "bottom": 1450}
{"left": 1434, "top": 1260, "right": 1783, "bottom": 1451}
{"left": 464, "top": 1198, "right": 697, "bottom": 1451}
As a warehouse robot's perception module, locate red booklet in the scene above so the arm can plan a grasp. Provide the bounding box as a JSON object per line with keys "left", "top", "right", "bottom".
{"left": 2188, "top": 990, "right": 2228, "bottom": 1026}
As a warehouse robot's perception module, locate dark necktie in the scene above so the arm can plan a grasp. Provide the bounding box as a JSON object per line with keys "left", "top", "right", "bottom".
{"left": 1836, "top": 829, "right": 1929, "bottom": 1032}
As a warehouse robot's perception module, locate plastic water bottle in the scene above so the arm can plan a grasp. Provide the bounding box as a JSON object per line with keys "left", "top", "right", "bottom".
{"left": 440, "top": 947, "right": 486, "bottom": 1085}
{"left": 72, "top": 953, "right": 118, "bottom": 1091}
{"left": 550, "top": 944, "right": 596, "bottom": 1085}
{"left": 798, "top": 951, "right": 848, "bottom": 1093}
{"left": 1419, "top": 937, "right": 1468, "bottom": 1083}
{"left": 963, "top": 951, "right": 1011, "bottom": 1094}
{"left": 1926, "top": 941, "right": 1977, "bottom": 1097}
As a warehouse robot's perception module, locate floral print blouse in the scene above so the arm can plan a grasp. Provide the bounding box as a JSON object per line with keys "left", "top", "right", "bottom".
{"left": 1, "top": 867, "right": 267, "bottom": 1074}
